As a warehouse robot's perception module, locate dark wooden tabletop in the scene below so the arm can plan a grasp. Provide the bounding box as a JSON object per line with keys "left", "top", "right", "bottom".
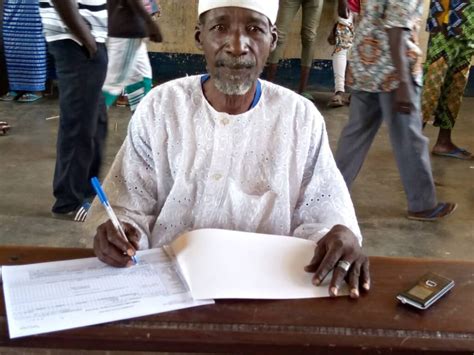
{"left": 0, "top": 245, "right": 473, "bottom": 354}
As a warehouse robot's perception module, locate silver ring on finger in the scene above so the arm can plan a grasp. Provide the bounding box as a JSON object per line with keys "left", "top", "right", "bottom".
{"left": 337, "top": 260, "right": 351, "bottom": 272}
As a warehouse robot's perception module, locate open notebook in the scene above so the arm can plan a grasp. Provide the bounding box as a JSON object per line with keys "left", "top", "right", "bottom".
{"left": 2, "top": 229, "right": 346, "bottom": 338}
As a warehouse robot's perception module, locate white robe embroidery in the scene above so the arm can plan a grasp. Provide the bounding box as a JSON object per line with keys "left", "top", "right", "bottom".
{"left": 88, "top": 75, "right": 361, "bottom": 249}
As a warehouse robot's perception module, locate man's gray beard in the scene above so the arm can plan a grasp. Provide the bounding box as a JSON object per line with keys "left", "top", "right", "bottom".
{"left": 213, "top": 76, "right": 253, "bottom": 96}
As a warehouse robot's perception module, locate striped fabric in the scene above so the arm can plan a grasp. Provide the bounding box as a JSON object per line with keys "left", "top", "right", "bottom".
{"left": 39, "top": 0, "right": 107, "bottom": 43}
{"left": 73, "top": 202, "right": 91, "bottom": 222}
{"left": 102, "top": 38, "right": 153, "bottom": 111}
{"left": 2, "top": 0, "right": 47, "bottom": 92}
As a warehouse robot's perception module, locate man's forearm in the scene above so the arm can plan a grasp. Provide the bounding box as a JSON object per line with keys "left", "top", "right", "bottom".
{"left": 387, "top": 27, "right": 410, "bottom": 84}
{"left": 51, "top": 0, "right": 93, "bottom": 45}
{"left": 337, "top": 0, "right": 349, "bottom": 19}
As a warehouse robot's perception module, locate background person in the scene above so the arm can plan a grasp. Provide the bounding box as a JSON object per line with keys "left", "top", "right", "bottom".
{"left": 265, "top": 0, "right": 323, "bottom": 100}
{"left": 334, "top": 0, "right": 457, "bottom": 221}
{"left": 0, "top": 0, "right": 46, "bottom": 103}
{"left": 102, "top": 0, "right": 163, "bottom": 112}
{"left": 39, "top": 0, "right": 108, "bottom": 222}
{"left": 327, "top": 0, "right": 360, "bottom": 108}
{"left": 422, "top": 0, "right": 473, "bottom": 160}
{"left": 327, "top": 14, "right": 352, "bottom": 108}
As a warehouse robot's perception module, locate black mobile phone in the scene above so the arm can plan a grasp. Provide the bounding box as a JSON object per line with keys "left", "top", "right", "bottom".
{"left": 396, "top": 272, "right": 455, "bottom": 310}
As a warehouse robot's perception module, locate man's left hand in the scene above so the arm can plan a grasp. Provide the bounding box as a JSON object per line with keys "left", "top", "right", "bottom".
{"left": 305, "top": 224, "right": 370, "bottom": 298}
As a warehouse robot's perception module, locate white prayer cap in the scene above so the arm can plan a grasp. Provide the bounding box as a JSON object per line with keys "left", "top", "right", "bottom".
{"left": 198, "top": 0, "right": 279, "bottom": 24}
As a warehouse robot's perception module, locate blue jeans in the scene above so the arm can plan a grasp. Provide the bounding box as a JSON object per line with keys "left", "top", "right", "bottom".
{"left": 48, "top": 40, "right": 108, "bottom": 213}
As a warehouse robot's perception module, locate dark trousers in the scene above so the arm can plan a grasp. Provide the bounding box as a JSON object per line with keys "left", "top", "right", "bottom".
{"left": 48, "top": 40, "right": 108, "bottom": 213}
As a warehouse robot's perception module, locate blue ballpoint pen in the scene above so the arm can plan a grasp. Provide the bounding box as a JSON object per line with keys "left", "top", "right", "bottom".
{"left": 91, "top": 177, "right": 138, "bottom": 264}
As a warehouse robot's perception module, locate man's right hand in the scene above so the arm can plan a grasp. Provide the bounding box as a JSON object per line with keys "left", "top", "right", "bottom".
{"left": 94, "top": 220, "right": 140, "bottom": 267}
{"left": 82, "top": 33, "right": 98, "bottom": 58}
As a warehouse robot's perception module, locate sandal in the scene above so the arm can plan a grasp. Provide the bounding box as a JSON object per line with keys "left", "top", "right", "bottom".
{"left": 0, "top": 91, "right": 19, "bottom": 101}
{"left": 327, "top": 92, "right": 346, "bottom": 108}
{"left": 17, "top": 92, "right": 42, "bottom": 103}
{"left": 432, "top": 147, "right": 473, "bottom": 160}
{"left": 0, "top": 121, "right": 11, "bottom": 135}
{"left": 116, "top": 95, "right": 130, "bottom": 107}
{"left": 407, "top": 202, "right": 457, "bottom": 221}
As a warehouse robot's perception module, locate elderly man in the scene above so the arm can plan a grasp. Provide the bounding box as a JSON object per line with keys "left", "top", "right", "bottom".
{"left": 92, "top": 0, "right": 370, "bottom": 298}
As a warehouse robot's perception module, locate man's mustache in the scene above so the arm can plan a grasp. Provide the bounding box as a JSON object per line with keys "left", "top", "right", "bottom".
{"left": 215, "top": 58, "right": 255, "bottom": 69}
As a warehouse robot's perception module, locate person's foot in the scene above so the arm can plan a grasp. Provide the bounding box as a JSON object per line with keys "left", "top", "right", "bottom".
{"left": 0, "top": 121, "right": 11, "bottom": 135}
{"left": 407, "top": 202, "right": 457, "bottom": 221}
{"left": 327, "top": 91, "right": 347, "bottom": 108}
{"left": 51, "top": 202, "right": 91, "bottom": 222}
{"left": 431, "top": 132, "right": 473, "bottom": 160}
{"left": 17, "top": 92, "right": 42, "bottom": 103}
{"left": 432, "top": 144, "right": 473, "bottom": 160}
{"left": 116, "top": 95, "right": 129, "bottom": 107}
{"left": 0, "top": 91, "right": 19, "bottom": 101}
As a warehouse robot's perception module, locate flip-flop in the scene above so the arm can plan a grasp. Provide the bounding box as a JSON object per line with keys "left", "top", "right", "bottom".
{"left": 0, "top": 91, "right": 19, "bottom": 101}
{"left": 17, "top": 92, "right": 42, "bottom": 103}
{"left": 407, "top": 202, "right": 457, "bottom": 221}
{"left": 432, "top": 148, "right": 473, "bottom": 160}
{"left": 327, "top": 92, "right": 345, "bottom": 108}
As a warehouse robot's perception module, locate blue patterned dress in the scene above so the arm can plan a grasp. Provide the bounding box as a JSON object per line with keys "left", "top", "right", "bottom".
{"left": 2, "top": 0, "right": 47, "bottom": 92}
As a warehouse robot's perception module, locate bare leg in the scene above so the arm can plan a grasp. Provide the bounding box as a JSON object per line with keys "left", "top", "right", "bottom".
{"left": 433, "top": 128, "right": 454, "bottom": 152}
{"left": 298, "top": 66, "right": 311, "bottom": 93}
{"left": 265, "top": 63, "right": 278, "bottom": 82}
{"left": 432, "top": 128, "right": 472, "bottom": 159}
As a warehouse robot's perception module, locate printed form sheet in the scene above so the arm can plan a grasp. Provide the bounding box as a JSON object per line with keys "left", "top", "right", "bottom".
{"left": 2, "top": 248, "right": 213, "bottom": 338}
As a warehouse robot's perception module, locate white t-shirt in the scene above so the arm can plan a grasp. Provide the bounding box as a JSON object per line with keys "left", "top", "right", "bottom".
{"left": 39, "top": 0, "right": 107, "bottom": 43}
{"left": 88, "top": 75, "right": 362, "bottom": 249}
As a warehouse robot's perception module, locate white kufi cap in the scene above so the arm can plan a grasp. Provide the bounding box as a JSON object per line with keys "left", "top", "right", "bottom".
{"left": 198, "top": 0, "right": 279, "bottom": 24}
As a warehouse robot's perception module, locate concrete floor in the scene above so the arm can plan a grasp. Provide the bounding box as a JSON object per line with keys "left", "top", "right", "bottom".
{"left": 0, "top": 92, "right": 472, "bottom": 260}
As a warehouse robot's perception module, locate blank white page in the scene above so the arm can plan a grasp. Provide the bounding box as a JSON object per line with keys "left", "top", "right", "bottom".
{"left": 171, "top": 229, "right": 348, "bottom": 300}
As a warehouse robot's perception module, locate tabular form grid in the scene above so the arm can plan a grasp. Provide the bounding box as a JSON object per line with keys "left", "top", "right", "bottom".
{"left": 4, "top": 248, "right": 202, "bottom": 329}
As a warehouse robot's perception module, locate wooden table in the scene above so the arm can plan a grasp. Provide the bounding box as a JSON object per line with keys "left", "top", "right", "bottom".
{"left": 0, "top": 245, "right": 473, "bottom": 354}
